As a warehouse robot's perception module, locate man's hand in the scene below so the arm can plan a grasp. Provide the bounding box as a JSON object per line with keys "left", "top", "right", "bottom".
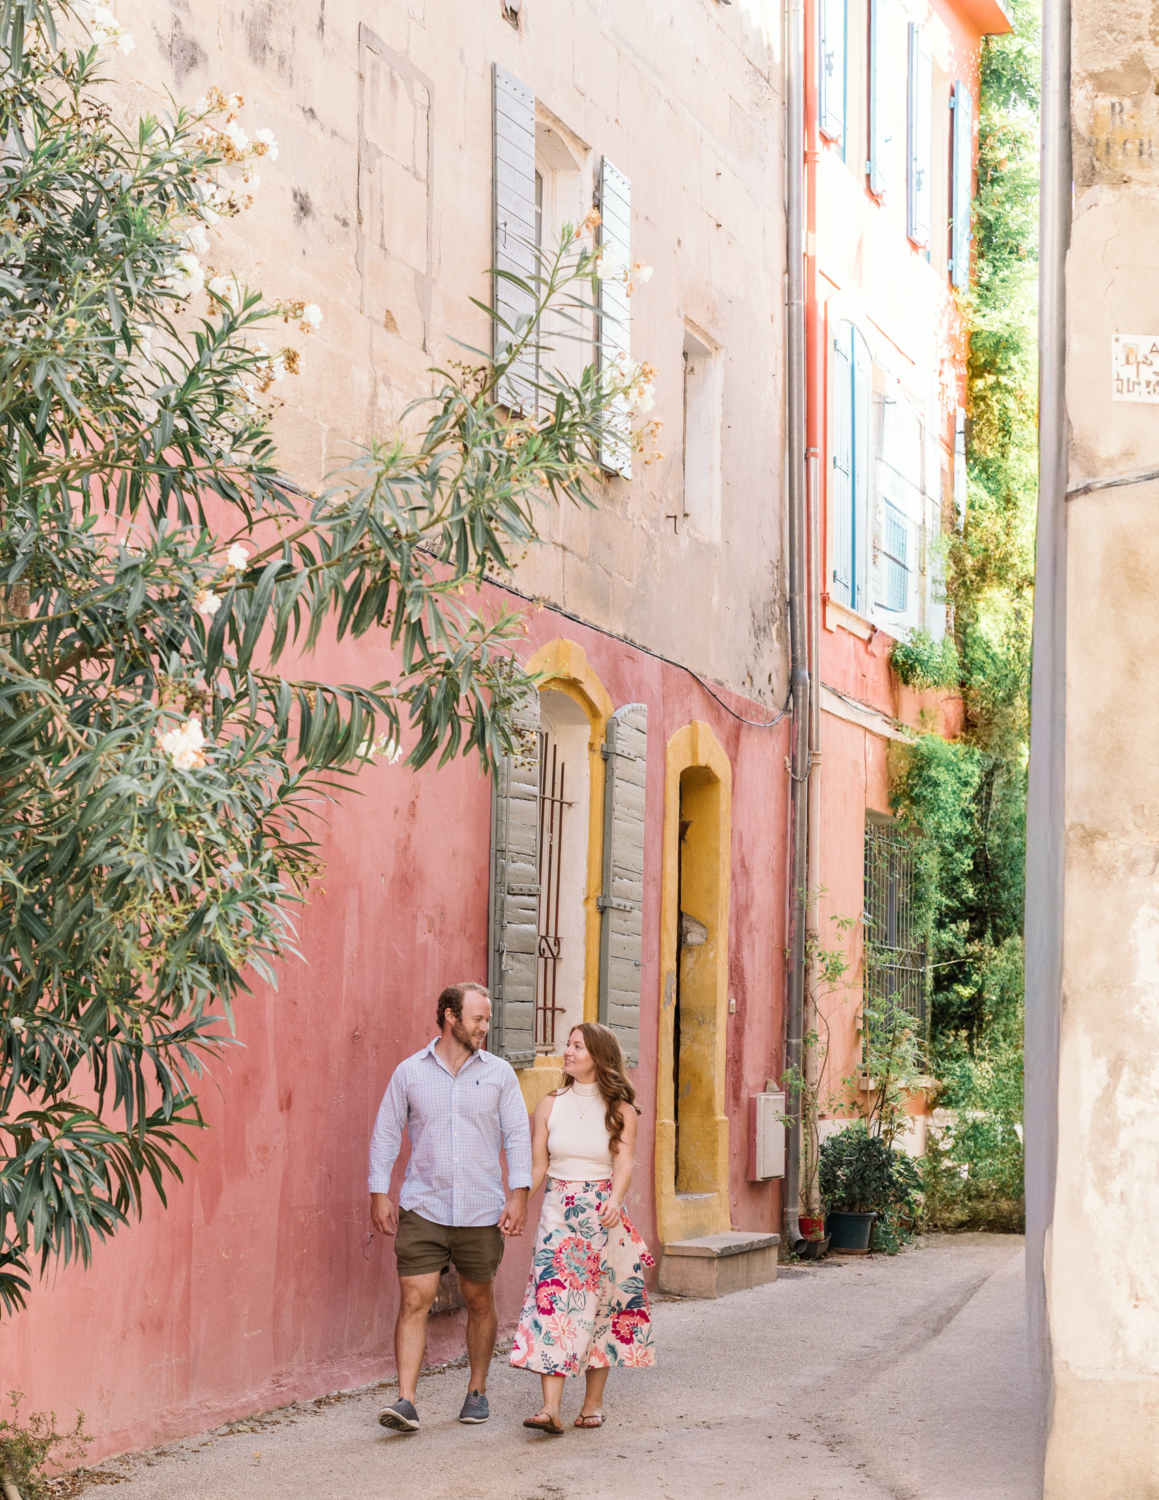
{"left": 498, "top": 1187, "right": 529, "bottom": 1237}
{"left": 370, "top": 1193, "right": 398, "bottom": 1236}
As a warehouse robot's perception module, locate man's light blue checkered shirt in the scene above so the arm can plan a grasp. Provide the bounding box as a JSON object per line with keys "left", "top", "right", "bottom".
{"left": 368, "top": 1038, "right": 533, "bottom": 1228}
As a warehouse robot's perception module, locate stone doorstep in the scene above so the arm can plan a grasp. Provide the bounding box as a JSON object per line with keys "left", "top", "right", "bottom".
{"left": 662, "top": 1231, "right": 780, "bottom": 1260}
{"left": 657, "top": 1231, "right": 781, "bottom": 1300}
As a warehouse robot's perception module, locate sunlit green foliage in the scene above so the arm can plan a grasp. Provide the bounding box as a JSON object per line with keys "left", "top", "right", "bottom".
{"left": 890, "top": 0, "right": 1038, "bottom": 1231}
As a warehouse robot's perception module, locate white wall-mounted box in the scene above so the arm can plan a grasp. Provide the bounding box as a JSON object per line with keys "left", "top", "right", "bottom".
{"left": 747, "top": 1091, "right": 786, "bottom": 1181}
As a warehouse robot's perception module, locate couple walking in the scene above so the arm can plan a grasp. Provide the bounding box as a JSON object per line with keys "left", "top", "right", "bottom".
{"left": 368, "top": 981, "right": 655, "bottom": 1436}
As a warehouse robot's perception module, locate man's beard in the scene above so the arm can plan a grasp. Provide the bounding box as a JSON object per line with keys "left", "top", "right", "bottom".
{"left": 451, "top": 1018, "right": 481, "bottom": 1052}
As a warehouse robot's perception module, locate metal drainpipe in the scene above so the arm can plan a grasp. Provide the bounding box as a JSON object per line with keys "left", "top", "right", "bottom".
{"left": 784, "top": 0, "right": 809, "bottom": 1255}
{"left": 1025, "top": 0, "right": 1069, "bottom": 1467}
{"left": 804, "top": 452, "right": 823, "bottom": 1221}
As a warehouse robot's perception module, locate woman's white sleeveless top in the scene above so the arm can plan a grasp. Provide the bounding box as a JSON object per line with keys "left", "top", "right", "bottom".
{"left": 547, "top": 1082, "right": 614, "bottom": 1182}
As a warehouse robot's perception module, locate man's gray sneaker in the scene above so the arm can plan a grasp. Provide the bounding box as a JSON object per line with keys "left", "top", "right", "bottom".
{"left": 458, "top": 1389, "right": 489, "bottom": 1424}
{"left": 378, "top": 1398, "right": 420, "bottom": 1432}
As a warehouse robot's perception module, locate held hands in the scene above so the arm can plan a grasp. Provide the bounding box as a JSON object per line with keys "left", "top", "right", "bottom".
{"left": 499, "top": 1188, "right": 529, "bottom": 1237}
{"left": 598, "top": 1196, "right": 623, "bottom": 1229}
{"left": 370, "top": 1193, "right": 398, "bottom": 1236}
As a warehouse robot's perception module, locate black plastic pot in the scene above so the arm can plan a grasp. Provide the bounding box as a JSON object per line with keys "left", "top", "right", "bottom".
{"left": 827, "top": 1210, "right": 876, "bottom": 1253}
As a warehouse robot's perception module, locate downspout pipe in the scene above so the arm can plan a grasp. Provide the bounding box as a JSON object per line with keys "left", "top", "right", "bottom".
{"left": 784, "top": 0, "right": 809, "bottom": 1255}
{"left": 1025, "top": 0, "right": 1069, "bottom": 1471}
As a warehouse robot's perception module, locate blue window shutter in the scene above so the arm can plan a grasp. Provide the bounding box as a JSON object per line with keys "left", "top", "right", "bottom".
{"left": 819, "top": 0, "right": 847, "bottom": 144}
{"left": 907, "top": 24, "right": 932, "bottom": 247}
{"left": 598, "top": 156, "right": 632, "bottom": 479}
{"left": 492, "top": 63, "right": 536, "bottom": 409}
{"left": 882, "top": 503, "right": 909, "bottom": 612}
{"left": 949, "top": 80, "right": 973, "bottom": 288}
{"left": 852, "top": 330, "right": 872, "bottom": 614}
{"left": 867, "top": 0, "right": 885, "bottom": 195}
{"left": 830, "top": 329, "right": 853, "bottom": 607}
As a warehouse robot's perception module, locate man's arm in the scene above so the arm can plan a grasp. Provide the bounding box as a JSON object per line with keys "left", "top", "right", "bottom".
{"left": 368, "top": 1066, "right": 408, "bottom": 1234}
{"left": 497, "top": 1067, "right": 533, "bottom": 1236}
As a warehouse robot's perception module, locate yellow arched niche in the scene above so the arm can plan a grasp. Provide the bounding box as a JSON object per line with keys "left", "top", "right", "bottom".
{"left": 516, "top": 639, "right": 613, "bottom": 1110}
{"left": 656, "top": 720, "right": 733, "bottom": 1246}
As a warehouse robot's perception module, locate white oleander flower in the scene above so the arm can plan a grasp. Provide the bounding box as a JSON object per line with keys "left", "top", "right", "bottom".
{"left": 194, "top": 589, "right": 222, "bottom": 620}
{"left": 9, "top": 1017, "right": 26, "bottom": 1035}
{"left": 170, "top": 253, "right": 204, "bottom": 298}
{"left": 226, "top": 543, "right": 249, "bottom": 569}
{"left": 208, "top": 274, "right": 243, "bottom": 312}
{"left": 159, "top": 715, "right": 207, "bottom": 770}
{"left": 87, "top": 4, "right": 135, "bottom": 53}
{"left": 300, "top": 303, "right": 323, "bottom": 332}
{"left": 632, "top": 261, "right": 654, "bottom": 284}
{"left": 222, "top": 120, "right": 250, "bottom": 156}
{"left": 361, "top": 733, "right": 404, "bottom": 763}
{"left": 181, "top": 223, "right": 210, "bottom": 255}
{"left": 253, "top": 128, "right": 279, "bottom": 161}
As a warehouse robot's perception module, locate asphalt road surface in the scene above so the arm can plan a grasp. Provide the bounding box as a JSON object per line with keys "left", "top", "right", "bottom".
{"left": 77, "top": 1232, "right": 1037, "bottom": 1500}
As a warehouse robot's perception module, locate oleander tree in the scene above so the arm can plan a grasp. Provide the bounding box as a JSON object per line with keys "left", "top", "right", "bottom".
{"left": 0, "top": 0, "right": 655, "bottom": 1313}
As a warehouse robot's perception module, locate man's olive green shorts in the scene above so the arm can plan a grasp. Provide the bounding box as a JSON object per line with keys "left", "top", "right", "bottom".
{"left": 394, "top": 1208, "right": 505, "bottom": 1283}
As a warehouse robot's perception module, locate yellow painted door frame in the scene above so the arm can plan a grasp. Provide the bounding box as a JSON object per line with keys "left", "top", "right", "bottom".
{"left": 656, "top": 720, "right": 733, "bottom": 1246}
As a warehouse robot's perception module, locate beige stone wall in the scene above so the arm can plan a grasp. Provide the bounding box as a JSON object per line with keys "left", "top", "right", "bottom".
{"left": 1048, "top": 0, "right": 1159, "bottom": 1488}
{"left": 115, "top": 0, "right": 787, "bottom": 703}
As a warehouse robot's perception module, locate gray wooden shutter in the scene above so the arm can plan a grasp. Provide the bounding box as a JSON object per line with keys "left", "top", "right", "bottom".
{"left": 598, "top": 156, "right": 632, "bottom": 479}
{"left": 867, "top": 0, "right": 885, "bottom": 194}
{"left": 492, "top": 63, "right": 537, "bottom": 410}
{"left": 830, "top": 328, "right": 854, "bottom": 608}
{"left": 598, "top": 704, "right": 647, "bottom": 1067}
{"left": 488, "top": 697, "right": 540, "bottom": 1067}
{"left": 907, "top": 24, "right": 932, "bottom": 248}
{"left": 819, "top": 0, "right": 847, "bottom": 144}
{"left": 949, "top": 80, "right": 973, "bottom": 289}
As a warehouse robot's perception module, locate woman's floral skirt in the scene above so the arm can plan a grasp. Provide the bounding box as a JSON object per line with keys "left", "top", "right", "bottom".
{"left": 510, "top": 1178, "right": 656, "bottom": 1375}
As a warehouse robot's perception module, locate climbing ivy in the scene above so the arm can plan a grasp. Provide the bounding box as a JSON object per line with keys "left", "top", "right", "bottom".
{"left": 889, "top": 0, "right": 1039, "bottom": 1230}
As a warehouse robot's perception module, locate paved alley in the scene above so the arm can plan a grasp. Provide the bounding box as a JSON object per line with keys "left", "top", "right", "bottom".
{"left": 78, "top": 1233, "right": 1037, "bottom": 1500}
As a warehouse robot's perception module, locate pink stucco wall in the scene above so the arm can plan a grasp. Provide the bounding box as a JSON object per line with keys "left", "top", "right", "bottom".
{"left": 0, "top": 605, "right": 789, "bottom": 1462}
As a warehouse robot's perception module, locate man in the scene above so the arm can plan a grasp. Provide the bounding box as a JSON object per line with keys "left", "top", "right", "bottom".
{"left": 369, "top": 981, "right": 532, "bottom": 1432}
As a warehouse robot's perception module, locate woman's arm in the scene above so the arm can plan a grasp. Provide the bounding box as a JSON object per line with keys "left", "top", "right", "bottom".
{"left": 599, "top": 1104, "right": 638, "bottom": 1227}
{"left": 529, "top": 1094, "right": 554, "bottom": 1198}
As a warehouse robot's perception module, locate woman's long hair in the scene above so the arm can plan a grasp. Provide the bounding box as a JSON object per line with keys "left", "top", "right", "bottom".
{"left": 558, "top": 1022, "right": 640, "bottom": 1156}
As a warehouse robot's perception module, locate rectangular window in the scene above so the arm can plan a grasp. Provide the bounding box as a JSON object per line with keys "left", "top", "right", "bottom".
{"left": 681, "top": 326, "right": 723, "bottom": 538}
{"left": 907, "top": 23, "right": 932, "bottom": 248}
{"left": 819, "top": 0, "right": 847, "bottom": 145}
{"left": 881, "top": 501, "right": 909, "bottom": 612}
{"left": 949, "top": 79, "right": 973, "bottom": 288}
{"left": 864, "top": 815, "right": 927, "bottom": 1036}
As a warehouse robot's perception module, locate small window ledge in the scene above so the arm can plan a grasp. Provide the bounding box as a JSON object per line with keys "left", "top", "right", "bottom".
{"left": 825, "top": 597, "right": 877, "bottom": 639}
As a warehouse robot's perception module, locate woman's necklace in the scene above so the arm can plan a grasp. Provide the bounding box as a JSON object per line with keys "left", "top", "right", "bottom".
{"left": 574, "top": 1083, "right": 599, "bottom": 1120}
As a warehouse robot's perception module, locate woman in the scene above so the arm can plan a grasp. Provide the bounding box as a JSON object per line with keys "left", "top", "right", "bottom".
{"left": 511, "top": 1021, "right": 655, "bottom": 1433}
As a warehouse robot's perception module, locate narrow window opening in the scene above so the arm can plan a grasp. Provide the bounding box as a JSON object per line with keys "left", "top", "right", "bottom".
{"left": 534, "top": 691, "right": 589, "bottom": 1051}
{"left": 681, "top": 325, "right": 722, "bottom": 539}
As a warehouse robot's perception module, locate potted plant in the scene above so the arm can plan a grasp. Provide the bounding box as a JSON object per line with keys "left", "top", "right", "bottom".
{"left": 819, "top": 1122, "right": 922, "bottom": 1253}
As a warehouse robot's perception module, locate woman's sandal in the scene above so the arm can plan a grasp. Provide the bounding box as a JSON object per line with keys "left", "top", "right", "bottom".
{"left": 523, "top": 1410, "right": 565, "bottom": 1435}
{"left": 575, "top": 1412, "right": 605, "bottom": 1428}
